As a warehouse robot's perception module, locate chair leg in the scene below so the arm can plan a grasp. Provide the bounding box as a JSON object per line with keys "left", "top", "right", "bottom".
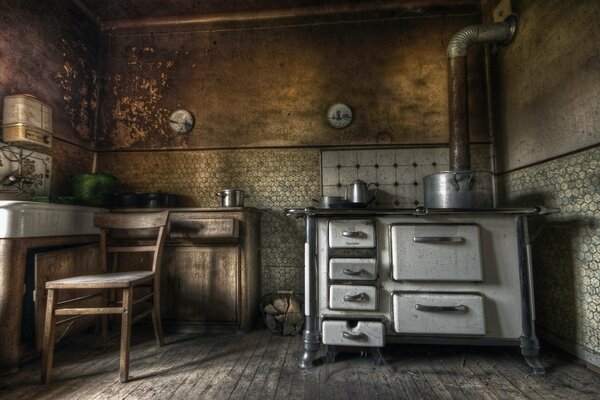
{"left": 151, "top": 279, "right": 165, "bottom": 347}
{"left": 119, "top": 287, "right": 133, "bottom": 383}
{"left": 100, "top": 290, "right": 108, "bottom": 349}
{"left": 41, "top": 289, "right": 58, "bottom": 384}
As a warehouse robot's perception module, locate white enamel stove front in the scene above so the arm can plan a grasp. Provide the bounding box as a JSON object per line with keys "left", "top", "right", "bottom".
{"left": 317, "top": 215, "right": 525, "bottom": 351}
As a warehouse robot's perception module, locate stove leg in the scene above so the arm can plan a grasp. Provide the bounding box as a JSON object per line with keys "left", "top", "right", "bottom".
{"left": 298, "top": 330, "right": 320, "bottom": 369}
{"left": 298, "top": 213, "right": 320, "bottom": 369}
{"left": 516, "top": 216, "right": 546, "bottom": 375}
{"left": 520, "top": 336, "right": 545, "bottom": 375}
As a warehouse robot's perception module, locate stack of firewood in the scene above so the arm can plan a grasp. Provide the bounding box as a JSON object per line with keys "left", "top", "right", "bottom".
{"left": 261, "top": 291, "right": 304, "bottom": 335}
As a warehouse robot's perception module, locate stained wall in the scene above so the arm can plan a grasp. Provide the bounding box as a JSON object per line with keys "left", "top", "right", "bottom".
{"left": 0, "top": 0, "right": 99, "bottom": 195}
{"left": 490, "top": 0, "right": 600, "bottom": 365}
{"left": 95, "top": 13, "right": 489, "bottom": 294}
{"left": 97, "top": 15, "right": 488, "bottom": 150}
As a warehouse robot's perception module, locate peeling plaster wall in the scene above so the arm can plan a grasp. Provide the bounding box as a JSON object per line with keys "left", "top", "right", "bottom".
{"left": 97, "top": 15, "right": 488, "bottom": 150}
{"left": 95, "top": 14, "right": 490, "bottom": 294}
{"left": 0, "top": 0, "right": 99, "bottom": 195}
{"left": 490, "top": 0, "right": 600, "bottom": 365}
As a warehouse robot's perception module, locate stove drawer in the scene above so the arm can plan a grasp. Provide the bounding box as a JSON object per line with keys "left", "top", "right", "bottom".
{"left": 392, "top": 292, "right": 485, "bottom": 335}
{"left": 391, "top": 224, "right": 483, "bottom": 281}
{"left": 329, "top": 220, "right": 375, "bottom": 249}
{"left": 322, "top": 320, "right": 385, "bottom": 347}
{"left": 329, "top": 284, "right": 377, "bottom": 311}
{"left": 329, "top": 258, "right": 377, "bottom": 281}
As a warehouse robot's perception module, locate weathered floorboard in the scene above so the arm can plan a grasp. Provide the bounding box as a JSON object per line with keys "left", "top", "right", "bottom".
{"left": 1, "top": 329, "right": 600, "bottom": 400}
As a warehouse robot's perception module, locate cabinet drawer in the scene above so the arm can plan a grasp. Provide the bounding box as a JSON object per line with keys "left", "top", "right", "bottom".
{"left": 169, "top": 216, "right": 239, "bottom": 241}
{"left": 329, "top": 284, "right": 377, "bottom": 311}
{"left": 322, "top": 320, "right": 385, "bottom": 347}
{"left": 329, "top": 258, "right": 377, "bottom": 281}
{"left": 329, "top": 220, "right": 375, "bottom": 249}
{"left": 392, "top": 292, "right": 485, "bottom": 335}
{"left": 391, "top": 224, "right": 483, "bottom": 281}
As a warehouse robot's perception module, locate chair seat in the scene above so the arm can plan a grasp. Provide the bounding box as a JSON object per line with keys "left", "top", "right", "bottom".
{"left": 46, "top": 271, "right": 154, "bottom": 289}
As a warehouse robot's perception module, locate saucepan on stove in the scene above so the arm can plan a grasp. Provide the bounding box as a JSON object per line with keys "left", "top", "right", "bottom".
{"left": 312, "top": 196, "right": 347, "bottom": 208}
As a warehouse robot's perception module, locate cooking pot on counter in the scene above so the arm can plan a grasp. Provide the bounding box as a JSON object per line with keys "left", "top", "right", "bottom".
{"left": 217, "top": 189, "right": 247, "bottom": 207}
{"left": 142, "top": 192, "right": 178, "bottom": 208}
{"left": 423, "top": 170, "right": 494, "bottom": 208}
{"left": 113, "top": 192, "right": 140, "bottom": 208}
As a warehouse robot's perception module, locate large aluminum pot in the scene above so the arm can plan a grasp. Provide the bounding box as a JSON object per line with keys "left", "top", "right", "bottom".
{"left": 423, "top": 170, "right": 494, "bottom": 208}
{"left": 217, "top": 189, "right": 247, "bottom": 207}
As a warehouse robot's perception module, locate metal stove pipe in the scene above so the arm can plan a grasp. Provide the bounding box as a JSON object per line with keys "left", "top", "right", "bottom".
{"left": 447, "top": 16, "right": 517, "bottom": 170}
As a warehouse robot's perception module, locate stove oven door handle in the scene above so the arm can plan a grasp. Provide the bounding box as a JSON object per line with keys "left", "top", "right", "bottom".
{"left": 415, "top": 304, "right": 468, "bottom": 313}
{"left": 342, "top": 231, "right": 363, "bottom": 238}
{"left": 343, "top": 292, "right": 368, "bottom": 302}
{"left": 413, "top": 236, "right": 464, "bottom": 243}
{"left": 342, "top": 268, "right": 364, "bottom": 276}
{"left": 342, "top": 331, "right": 368, "bottom": 341}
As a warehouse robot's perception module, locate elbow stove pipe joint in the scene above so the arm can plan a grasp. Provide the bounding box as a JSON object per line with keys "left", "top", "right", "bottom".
{"left": 447, "top": 15, "right": 518, "bottom": 59}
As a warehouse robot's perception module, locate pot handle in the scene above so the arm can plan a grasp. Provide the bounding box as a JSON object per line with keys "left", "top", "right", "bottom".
{"left": 449, "top": 172, "right": 475, "bottom": 191}
{"left": 216, "top": 192, "right": 225, "bottom": 197}
{"left": 367, "top": 182, "right": 379, "bottom": 197}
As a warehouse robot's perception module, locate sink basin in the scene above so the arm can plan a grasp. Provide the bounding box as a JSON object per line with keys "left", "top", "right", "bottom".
{"left": 0, "top": 201, "right": 106, "bottom": 238}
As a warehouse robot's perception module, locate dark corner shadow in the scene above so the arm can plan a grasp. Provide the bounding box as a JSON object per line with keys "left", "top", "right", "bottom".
{"left": 505, "top": 191, "right": 598, "bottom": 358}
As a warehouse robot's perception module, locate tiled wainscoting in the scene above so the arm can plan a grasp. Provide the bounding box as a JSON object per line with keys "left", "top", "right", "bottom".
{"left": 321, "top": 145, "right": 492, "bottom": 207}
{"left": 498, "top": 146, "right": 600, "bottom": 365}
{"left": 98, "top": 144, "right": 491, "bottom": 296}
{"left": 97, "top": 148, "right": 320, "bottom": 296}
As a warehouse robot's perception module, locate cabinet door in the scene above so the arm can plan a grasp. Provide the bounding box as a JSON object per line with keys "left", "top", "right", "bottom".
{"left": 163, "top": 246, "right": 238, "bottom": 323}
{"left": 34, "top": 244, "right": 102, "bottom": 352}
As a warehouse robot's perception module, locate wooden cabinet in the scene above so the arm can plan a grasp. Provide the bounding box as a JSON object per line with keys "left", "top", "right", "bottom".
{"left": 34, "top": 244, "right": 102, "bottom": 351}
{"left": 160, "top": 208, "right": 261, "bottom": 332}
{"left": 118, "top": 208, "right": 261, "bottom": 333}
{"left": 163, "top": 246, "right": 238, "bottom": 324}
{"left": 0, "top": 234, "right": 99, "bottom": 374}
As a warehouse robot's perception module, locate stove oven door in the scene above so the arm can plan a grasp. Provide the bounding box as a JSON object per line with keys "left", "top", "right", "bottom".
{"left": 390, "top": 224, "right": 483, "bottom": 281}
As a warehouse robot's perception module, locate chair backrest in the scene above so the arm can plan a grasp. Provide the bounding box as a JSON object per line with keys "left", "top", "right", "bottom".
{"left": 94, "top": 211, "right": 170, "bottom": 275}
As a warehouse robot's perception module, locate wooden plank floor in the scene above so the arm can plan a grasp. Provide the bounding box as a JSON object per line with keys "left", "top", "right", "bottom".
{"left": 2, "top": 328, "right": 600, "bottom": 399}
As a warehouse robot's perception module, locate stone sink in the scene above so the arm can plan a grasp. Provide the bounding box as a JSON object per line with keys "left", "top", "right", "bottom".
{"left": 0, "top": 201, "right": 106, "bottom": 238}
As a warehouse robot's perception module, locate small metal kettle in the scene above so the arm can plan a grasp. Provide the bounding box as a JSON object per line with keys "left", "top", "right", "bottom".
{"left": 345, "top": 179, "right": 378, "bottom": 204}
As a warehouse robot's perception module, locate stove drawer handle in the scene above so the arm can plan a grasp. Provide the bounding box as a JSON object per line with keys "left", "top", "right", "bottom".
{"left": 342, "top": 331, "right": 368, "bottom": 341}
{"left": 342, "top": 268, "right": 364, "bottom": 276}
{"left": 413, "top": 236, "right": 464, "bottom": 243}
{"left": 344, "top": 292, "right": 368, "bottom": 302}
{"left": 342, "top": 231, "right": 363, "bottom": 238}
{"left": 415, "top": 304, "right": 468, "bottom": 313}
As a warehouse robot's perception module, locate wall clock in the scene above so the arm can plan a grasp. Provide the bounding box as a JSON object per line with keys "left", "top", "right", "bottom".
{"left": 326, "top": 103, "right": 353, "bottom": 129}
{"left": 168, "top": 109, "right": 195, "bottom": 134}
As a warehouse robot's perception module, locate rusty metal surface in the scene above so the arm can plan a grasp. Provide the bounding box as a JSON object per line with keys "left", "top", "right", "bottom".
{"left": 97, "top": 15, "right": 488, "bottom": 150}
{"left": 448, "top": 56, "right": 470, "bottom": 170}
{"left": 80, "top": 0, "right": 479, "bottom": 22}
{"left": 0, "top": 0, "right": 100, "bottom": 148}
{"left": 492, "top": 0, "right": 600, "bottom": 172}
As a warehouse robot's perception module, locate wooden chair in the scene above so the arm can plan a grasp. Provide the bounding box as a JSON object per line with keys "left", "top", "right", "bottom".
{"left": 41, "top": 211, "right": 169, "bottom": 383}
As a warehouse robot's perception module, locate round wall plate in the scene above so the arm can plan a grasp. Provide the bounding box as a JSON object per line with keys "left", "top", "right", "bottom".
{"left": 326, "top": 103, "right": 353, "bottom": 129}
{"left": 168, "top": 109, "right": 195, "bottom": 134}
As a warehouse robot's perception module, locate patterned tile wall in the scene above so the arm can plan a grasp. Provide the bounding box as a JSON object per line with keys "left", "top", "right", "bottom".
{"left": 498, "top": 146, "right": 600, "bottom": 358}
{"left": 96, "top": 148, "right": 320, "bottom": 296}
{"left": 322, "top": 145, "right": 492, "bottom": 207}
{"left": 98, "top": 145, "right": 491, "bottom": 296}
